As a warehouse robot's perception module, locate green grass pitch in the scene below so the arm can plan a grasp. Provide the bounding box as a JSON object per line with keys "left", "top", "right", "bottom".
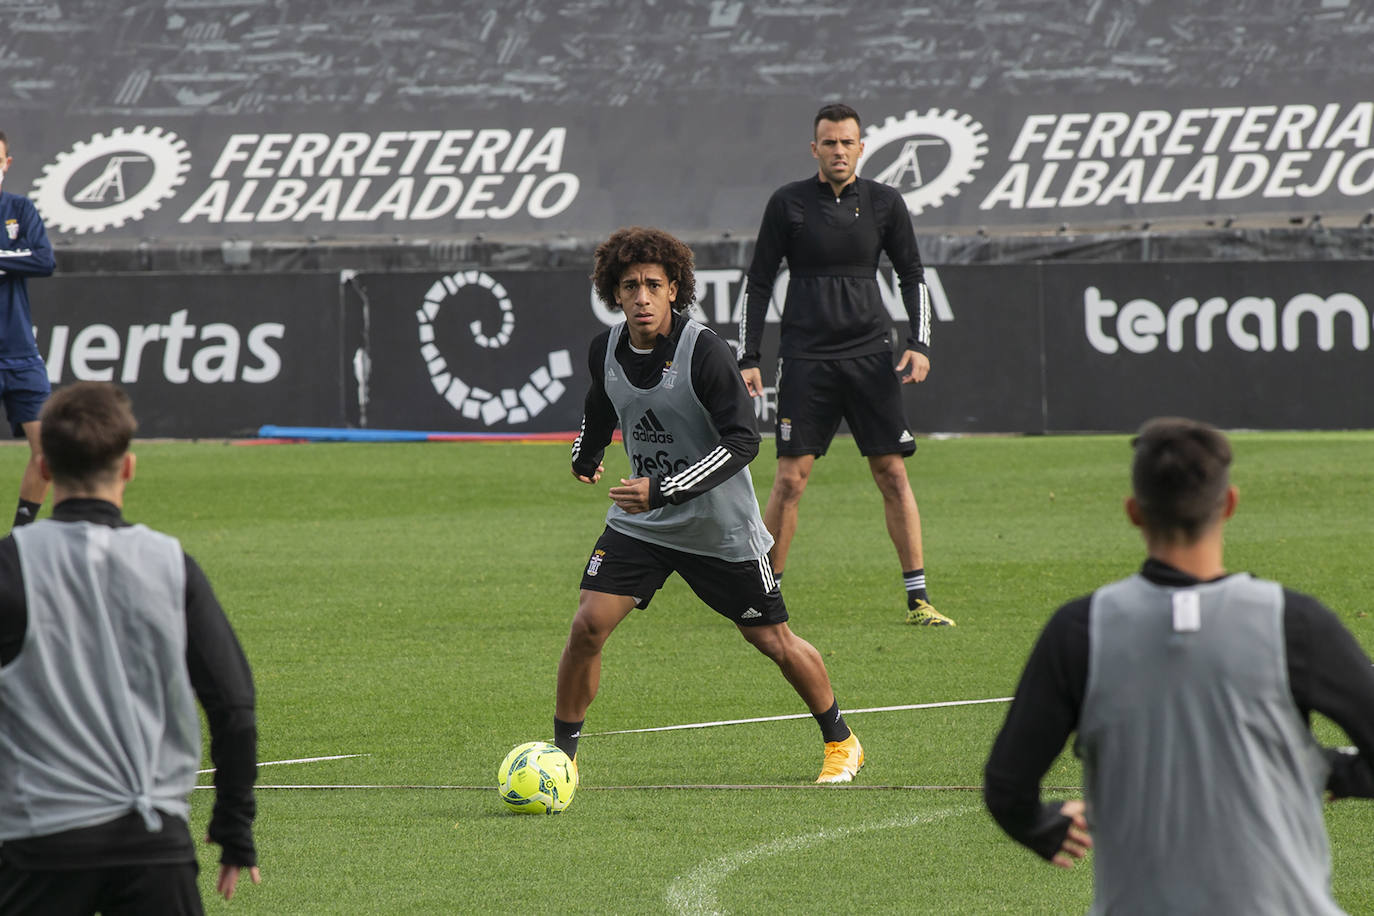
{"left": 7, "top": 430, "right": 1372, "bottom": 913}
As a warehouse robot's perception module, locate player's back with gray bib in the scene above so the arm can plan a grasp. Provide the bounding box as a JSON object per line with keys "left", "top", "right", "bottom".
{"left": 0, "top": 520, "right": 198, "bottom": 841}
{"left": 1078, "top": 572, "right": 1342, "bottom": 916}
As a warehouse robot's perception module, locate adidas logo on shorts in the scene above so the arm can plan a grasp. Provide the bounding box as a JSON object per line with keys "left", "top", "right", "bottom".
{"left": 740, "top": 608, "right": 763, "bottom": 619}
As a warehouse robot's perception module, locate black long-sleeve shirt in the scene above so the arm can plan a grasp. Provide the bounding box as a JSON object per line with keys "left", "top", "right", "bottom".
{"left": 740, "top": 175, "right": 931, "bottom": 370}
{"left": 571, "top": 314, "right": 759, "bottom": 508}
{"left": 0, "top": 498, "right": 258, "bottom": 868}
{"left": 984, "top": 558, "right": 1374, "bottom": 861}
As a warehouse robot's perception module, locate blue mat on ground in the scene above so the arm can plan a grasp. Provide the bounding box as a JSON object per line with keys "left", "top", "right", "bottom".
{"left": 256, "top": 425, "right": 572, "bottom": 442}
{"left": 258, "top": 426, "right": 431, "bottom": 441}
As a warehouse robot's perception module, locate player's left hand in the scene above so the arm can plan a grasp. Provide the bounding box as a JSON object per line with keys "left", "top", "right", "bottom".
{"left": 897, "top": 350, "right": 930, "bottom": 383}
{"left": 573, "top": 463, "right": 604, "bottom": 484}
{"left": 205, "top": 835, "right": 262, "bottom": 901}
{"left": 216, "top": 863, "right": 262, "bottom": 901}
{"left": 1050, "top": 799, "right": 1093, "bottom": 869}
{"left": 609, "top": 477, "right": 652, "bottom": 513}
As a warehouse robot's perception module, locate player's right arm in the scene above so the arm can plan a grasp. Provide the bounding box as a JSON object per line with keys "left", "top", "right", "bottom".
{"left": 0, "top": 535, "right": 24, "bottom": 666}
{"left": 739, "top": 190, "right": 790, "bottom": 392}
{"left": 0, "top": 198, "right": 55, "bottom": 278}
{"left": 984, "top": 597, "right": 1090, "bottom": 861}
{"left": 571, "top": 330, "right": 616, "bottom": 484}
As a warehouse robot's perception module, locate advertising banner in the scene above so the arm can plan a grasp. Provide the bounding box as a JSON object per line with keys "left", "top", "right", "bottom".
{"left": 359, "top": 265, "right": 1033, "bottom": 436}
{"left": 25, "top": 262, "right": 1372, "bottom": 437}
{"left": 10, "top": 90, "right": 1374, "bottom": 243}
{"left": 1041, "top": 260, "right": 1374, "bottom": 431}
{"left": 355, "top": 264, "right": 1036, "bottom": 437}
{"left": 29, "top": 274, "right": 345, "bottom": 438}
{"left": 358, "top": 269, "right": 595, "bottom": 433}
{"left": 357, "top": 259, "right": 1374, "bottom": 436}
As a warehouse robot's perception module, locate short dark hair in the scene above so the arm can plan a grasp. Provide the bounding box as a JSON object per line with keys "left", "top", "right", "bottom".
{"left": 814, "top": 103, "right": 861, "bottom": 136}
{"left": 591, "top": 226, "right": 697, "bottom": 313}
{"left": 40, "top": 382, "right": 138, "bottom": 485}
{"left": 1130, "top": 417, "right": 1233, "bottom": 541}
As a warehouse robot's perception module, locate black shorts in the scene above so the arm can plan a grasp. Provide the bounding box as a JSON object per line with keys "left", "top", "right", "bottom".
{"left": 0, "top": 858, "right": 204, "bottom": 916}
{"left": 580, "top": 527, "right": 788, "bottom": 626}
{"left": 773, "top": 352, "right": 916, "bottom": 458}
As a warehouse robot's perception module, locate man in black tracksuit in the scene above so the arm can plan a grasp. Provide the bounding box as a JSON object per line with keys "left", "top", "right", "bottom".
{"left": 740, "top": 102, "right": 951, "bottom": 626}
{"left": 0, "top": 382, "right": 259, "bottom": 915}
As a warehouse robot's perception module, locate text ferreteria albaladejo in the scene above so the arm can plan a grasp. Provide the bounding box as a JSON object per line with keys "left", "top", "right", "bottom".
{"left": 981, "top": 102, "right": 1374, "bottom": 210}
{"left": 177, "top": 128, "right": 579, "bottom": 224}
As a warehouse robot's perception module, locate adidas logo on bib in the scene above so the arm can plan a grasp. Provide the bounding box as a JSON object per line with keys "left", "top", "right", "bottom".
{"left": 631, "top": 409, "right": 674, "bottom": 443}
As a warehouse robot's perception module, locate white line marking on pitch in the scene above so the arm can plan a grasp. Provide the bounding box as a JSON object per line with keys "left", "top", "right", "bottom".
{"left": 590, "top": 697, "right": 1012, "bottom": 736}
{"left": 196, "top": 753, "right": 367, "bottom": 775}
{"left": 194, "top": 784, "right": 472, "bottom": 790}
{"left": 665, "top": 806, "right": 978, "bottom": 915}
{"left": 194, "top": 783, "right": 1074, "bottom": 791}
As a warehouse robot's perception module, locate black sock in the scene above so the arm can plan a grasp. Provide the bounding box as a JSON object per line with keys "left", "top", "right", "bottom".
{"left": 13, "top": 499, "right": 40, "bottom": 528}
{"left": 553, "top": 716, "right": 583, "bottom": 761}
{"left": 813, "top": 699, "right": 851, "bottom": 744}
{"left": 904, "top": 568, "right": 928, "bottom": 608}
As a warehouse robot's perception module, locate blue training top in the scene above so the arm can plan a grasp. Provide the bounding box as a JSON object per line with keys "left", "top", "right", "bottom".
{"left": 0, "top": 190, "right": 55, "bottom": 366}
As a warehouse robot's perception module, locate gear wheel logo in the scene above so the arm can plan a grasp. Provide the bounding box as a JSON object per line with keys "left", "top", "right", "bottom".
{"left": 31, "top": 126, "right": 191, "bottom": 234}
{"left": 857, "top": 109, "right": 989, "bottom": 215}
{"left": 418, "top": 270, "right": 575, "bottom": 426}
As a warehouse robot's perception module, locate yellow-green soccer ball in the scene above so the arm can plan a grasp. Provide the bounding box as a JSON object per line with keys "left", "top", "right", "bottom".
{"left": 497, "top": 741, "right": 577, "bottom": 814}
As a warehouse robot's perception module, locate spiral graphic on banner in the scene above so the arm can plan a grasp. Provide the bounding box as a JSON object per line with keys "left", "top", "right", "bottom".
{"left": 417, "top": 270, "right": 573, "bottom": 425}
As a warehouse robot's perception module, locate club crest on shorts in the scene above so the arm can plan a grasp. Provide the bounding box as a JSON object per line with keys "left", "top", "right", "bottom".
{"left": 780, "top": 418, "right": 792, "bottom": 442}
{"left": 586, "top": 549, "right": 605, "bottom": 576}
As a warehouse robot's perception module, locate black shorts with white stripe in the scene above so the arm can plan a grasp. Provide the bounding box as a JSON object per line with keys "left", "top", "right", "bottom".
{"left": 774, "top": 352, "right": 916, "bottom": 458}
{"left": 580, "top": 527, "right": 788, "bottom": 626}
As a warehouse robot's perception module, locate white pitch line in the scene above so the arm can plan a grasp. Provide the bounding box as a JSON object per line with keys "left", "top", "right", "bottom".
{"left": 666, "top": 807, "right": 978, "bottom": 915}
{"left": 196, "top": 753, "right": 367, "bottom": 775}
{"left": 196, "top": 784, "right": 474, "bottom": 790}
{"left": 588, "top": 696, "right": 1013, "bottom": 736}
{"left": 194, "top": 783, "right": 1084, "bottom": 792}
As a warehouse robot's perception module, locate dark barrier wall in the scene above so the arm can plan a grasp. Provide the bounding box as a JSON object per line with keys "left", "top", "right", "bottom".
{"left": 30, "top": 261, "right": 1373, "bottom": 436}
{"left": 355, "top": 261, "right": 1374, "bottom": 436}
{"left": 33, "top": 274, "right": 346, "bottom": 438}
